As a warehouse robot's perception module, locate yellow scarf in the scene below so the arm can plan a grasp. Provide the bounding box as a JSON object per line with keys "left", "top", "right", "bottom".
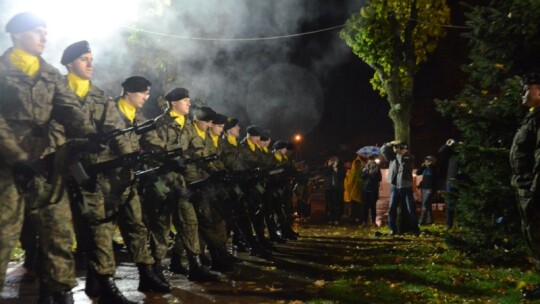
{"left": 227, "top": 135, "right": 237, "bottom": 147}
{"left": 247, "top": 138, "right": 256, "bottom": 152}
{"left": 284, "top": 155, "right": 289, "bottom": 160}
{"left": 210, "top": 133, "right": 219, "bottom": 147}
{"left": 9, "top": 48, "right": 40, "bottom": 77}
{"left": 194, "top": 122, "right": 206, "bottom": 139}
{"left": 118, "top": 98, "right": 137, "bottom": 123}
{"left": 262, "top": 146, "right": 268, "bottom": 153}
{"left": 67, "top": 73, "right": 90, "bottom": 98}
{"left": 274, "top": 152, "right": 283, "bottom": 162}
{"left": 169, "top": 110, "right": 185, "bottom": 129}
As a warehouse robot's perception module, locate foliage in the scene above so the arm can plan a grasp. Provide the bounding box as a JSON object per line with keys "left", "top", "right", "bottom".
{"left": 340, "top": 0, "right": 450, "bottom": 143}
{"left": 435, "top": 0, "right": 540, "bottom": 261}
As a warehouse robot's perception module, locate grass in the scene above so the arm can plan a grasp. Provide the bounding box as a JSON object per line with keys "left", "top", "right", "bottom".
{"left": 301, "top": 224, "right": 539, "bottom": 304}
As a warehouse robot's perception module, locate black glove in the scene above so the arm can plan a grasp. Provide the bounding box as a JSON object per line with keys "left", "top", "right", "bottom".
{"left": 13, "top": 160, "right": 36, "bottom": 179}
{"left": 86, "top": 133, "right": 107, "bottom": 154}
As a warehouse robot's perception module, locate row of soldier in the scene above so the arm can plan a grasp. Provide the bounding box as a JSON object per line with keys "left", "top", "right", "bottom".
{"left": 0, "top": 12, "right": 300, "bottom": 304}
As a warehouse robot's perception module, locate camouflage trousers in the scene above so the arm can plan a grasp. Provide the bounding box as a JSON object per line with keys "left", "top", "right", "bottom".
{"left": 84, "top": 172, "right": 154, "bottom": 275}
{"left": 143, "top": 187, "right": 200, "bottom": 259}
{"left": 192, "top": 184, "right": 228, "bottom": 248}
{"left": 516, "top": 188, "right": 540, "bottom": 269}
{"left": 0, "top": 173, "right": 76, "bottom": 292}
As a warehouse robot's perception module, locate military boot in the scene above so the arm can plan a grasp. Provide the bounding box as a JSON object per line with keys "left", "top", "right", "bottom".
{"left": 53, "top": 290, "right": 75, "bottom": 304}
{"left": 250, "top": 242, "right": 273, "bottom": 259}
{"left": 37, "top": 286, "right": 55, "bottom": 304}
{"left": 96, "top": 275, "right": 136, "bottom": 304}
{"left": 187, "top": 254, "right": 221, "bottom": 282}
{"left": 137, "top": 263, "right": 171, "bottom": 293}
{"left": 152, "top": 259, "right": 169, "bottom": 285}
{"left": 209, "top": 247, "right": 235, "bottom": 273}
{"left": 85, "top": 268, "right": 100, "bottom": 298}
{"left": 169, "top": 252, "right": 188, "bottom": 275}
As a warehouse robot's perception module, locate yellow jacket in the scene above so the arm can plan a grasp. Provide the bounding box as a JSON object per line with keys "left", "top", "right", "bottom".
{"left": 344, "top": 156, "right": 364, "bottom": 202}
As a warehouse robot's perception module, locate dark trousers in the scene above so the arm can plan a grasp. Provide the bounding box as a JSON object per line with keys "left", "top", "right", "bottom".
{"left": 325, "top": 189, "right": 343, "bottom": 222}
{"left": 388, "top": 186, "right": 419, "bottom": 234}
{"left": 362, "top": 190, "right": 378, "bottom": 224}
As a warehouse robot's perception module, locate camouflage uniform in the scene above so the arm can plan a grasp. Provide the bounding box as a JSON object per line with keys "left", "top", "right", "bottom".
{"left": 0, "top": 48, "right": 77, "bottom": 292}
{"left": 60, "top": 84, "right": 133, "bottom": 276}
{"left": 144, "top": 112, "right": 201, "bottom": 259}
{"left": 101, "top": 99, "right": 161, "bottom": 272}
{"left": 510, "top": 107, "right": 540, "bottom": 268}
{"left": 239, "top": 138, "right": 270, "bottom": 244}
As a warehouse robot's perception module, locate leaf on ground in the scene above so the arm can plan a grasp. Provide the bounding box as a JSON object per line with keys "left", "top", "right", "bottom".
{"left": 314, "top": 280, "right": 326, "bottom": 288}
{"left": 517, "top": 281, "right": 527, "bottom": 289}
{"left": 266, "top": 284, "right": 282, "bottom": 292}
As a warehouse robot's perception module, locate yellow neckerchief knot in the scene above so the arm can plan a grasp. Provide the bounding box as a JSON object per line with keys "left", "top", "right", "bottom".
{"left": 247, "top": 138, "right": 256, "bottom": 152}
{"left": 227, "top": 135, "right": 238, "bottom": 147}
{"left": 262, "top": 146, "right": 269, "bottom": 153}
{"left": 10, "top": 47, "right": 40, "bottom": 77}
{"left": 169, "top": 110, "right": 185, "bottom": 129}
{"left": 194, "top": 122, "right": 206, "bottom": 139}
{"left": 530, "top": 105, "right": 538, "bottom": 112}
{"left": 274, "top": 152, "right": 283, "bottom": 162}
{"left": 118, "top": 98, "right": 137, "bottom": 123}
{"left": 210, "top": 133, "right": 219, "bottom": 147}
{"left": 283, "top": 155, "right": 289, "bottom": 160}
{"left": 67, "top": 73, "right": 90, "bottom": 99}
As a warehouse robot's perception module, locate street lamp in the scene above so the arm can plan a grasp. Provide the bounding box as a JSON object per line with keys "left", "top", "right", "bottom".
{"left": 293, "top": 133, "right": 302, "bottom": 161}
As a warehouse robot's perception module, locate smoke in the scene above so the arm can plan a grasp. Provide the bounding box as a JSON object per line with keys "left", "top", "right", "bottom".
{"left": 0, "top": 0, "right": 363, "bottom": 141}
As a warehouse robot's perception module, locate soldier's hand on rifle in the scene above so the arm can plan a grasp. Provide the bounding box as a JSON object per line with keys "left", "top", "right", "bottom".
{"left": 86, "top": 133, "right": 107, "bottom": 154}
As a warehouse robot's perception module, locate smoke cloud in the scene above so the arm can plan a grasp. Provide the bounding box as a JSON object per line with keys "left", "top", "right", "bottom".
{"left": 0, "top": 0, "right": 362, "bottom": 141}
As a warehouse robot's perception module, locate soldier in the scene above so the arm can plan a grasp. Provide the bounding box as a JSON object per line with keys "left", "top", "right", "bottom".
{"left": 510, "top": 72, "right": 540, "bottom": 299}
{"left": 145, "top": 87, "right": 220, "bottom": 282}
{"left": 186, "top": 106, "right": 234, "bottom": 272}
{"left": 219, "top": 118, "right": 272, "bottom": 258}
{"left": 240, "top": 125, "right": 274, "bottom": 250}
{"left": 0, "top": 12, "right": 77, "bottom": 303}
{"left": 60, "top": 46, "right": 170, "bottom": 302}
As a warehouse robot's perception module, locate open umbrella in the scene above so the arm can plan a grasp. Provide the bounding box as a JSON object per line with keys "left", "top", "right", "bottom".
{"left": 356, "top": 146, "right": 380, "bottom": 157}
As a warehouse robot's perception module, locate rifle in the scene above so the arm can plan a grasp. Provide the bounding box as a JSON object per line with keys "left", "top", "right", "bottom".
{"left": 69, "top": 147, "right": 203, "bottom": 186}
{"left": 187, "top": 166, "right": 285, "bottom": 189}
{"left": 134, "top": 154, "right": 219, "bottom": 179}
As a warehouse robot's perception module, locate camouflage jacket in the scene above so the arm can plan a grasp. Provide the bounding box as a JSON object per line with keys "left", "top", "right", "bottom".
{"left": 510, "top": 107, "right": 540, "bottom": 193}
{"left": 0, "top": 48, "right": 87, "bottom": 167}
{"left": 219, "top": 135, "right": 245, "bottom": 171}
{"left": 239, "top": 138, "right": 266, "bottom": 169}
{"left": 182, "top": 121, "right": 221, "bottom": 183}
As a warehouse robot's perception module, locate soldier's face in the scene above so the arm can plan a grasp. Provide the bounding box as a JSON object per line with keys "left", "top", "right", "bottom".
{"left": 196, "top": 120, "right": 211, "bottom": 131}
{"left": 68, "top": 53, "right": 93, "bottom": 80}
{"left": 228, "top": 124, "right": 240, "bottom": 138}
{"left": 522, "top": 84, "right": 540, "bottom": 108}
{"left": 14, "top": 27, "right": 47, "bottom": 56}
{"left": 210, "top": 124, "right": 224, "bottom": 136}
{"left": 126, "top": 89, "right": 150, "bottom": 109}
{"left": 171, "top": 98, "right": 190, "bottom": 115}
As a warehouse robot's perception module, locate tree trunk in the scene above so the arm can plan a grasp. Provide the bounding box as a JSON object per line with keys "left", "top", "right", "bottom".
{"left": 388, "top": 96, "right": 412, "bottom": 146}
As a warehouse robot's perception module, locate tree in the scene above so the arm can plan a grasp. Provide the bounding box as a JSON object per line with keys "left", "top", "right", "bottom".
{"left": 436, "top": 0, "right": 540, "bottom": 262}
{"left": 340, "top": 0, "right": 450, "bottom": 144}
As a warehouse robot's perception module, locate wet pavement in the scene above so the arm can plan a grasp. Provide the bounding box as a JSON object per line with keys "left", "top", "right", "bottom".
{"left": 1, "top": 189, "right": 446, "bottom": 303}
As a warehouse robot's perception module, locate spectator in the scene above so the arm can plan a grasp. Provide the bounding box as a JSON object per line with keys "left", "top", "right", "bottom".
{"left": 381, "top": 141, "right": 420, "bottom": 236}
{"left": 344, "top": 156, "right": 365, "bottom": 224}
{"left": 416, "top": 156, "right": 437, "bottom": 225}
{"left": 438, "top": 139, "right": 460, "bottom": 229}
{"left": 323, "top": 156, "right": 346, "bottom": 225}
{"left": 362, "top": 154, "right": 382, "bottom": 226}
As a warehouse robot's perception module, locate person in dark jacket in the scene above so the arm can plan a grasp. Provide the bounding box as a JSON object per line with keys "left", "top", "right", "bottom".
{"left": 323, "top": 156, "right": 346, "bottom": 225}
{"left": 416, "top": 155, "right": 437, "bottom": 225}
{"left": 361, "top": 154, "right": 382, "bottom": 226}
{"left": 438, "top": 139, "right": 460, "bottom": 229}
{"left": 381, "top": 141, "right": 420, "bottom": 236}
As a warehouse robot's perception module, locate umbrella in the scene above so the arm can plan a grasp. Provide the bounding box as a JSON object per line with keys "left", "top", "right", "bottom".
{"left": 356, "top": 146, "right": 380, "bottom": 157}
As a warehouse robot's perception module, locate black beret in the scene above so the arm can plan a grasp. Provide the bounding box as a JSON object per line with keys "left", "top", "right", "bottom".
{"left": 212, "top": 114, "right": 228, "bottom": 125}
{"left": 246, "top": 125, "right": 263, "bottom": 136}
{"left": 260, "top": 130, "right": 271, "bottom": 141}
{"left": 273, "top": 140, "right": 288, "bottom": 150}
{"left": 223, "top": 117, "right": 239, "bottom": 131}
{"left": 121, "top": 76, "right": 151, "bottom": 93}
{"left": 193, "top": 106, "right": 216, "bottom": 122}
{"left": 5, "top": 12, "right": 46, "bottom": 34}
{"left": 165, "top": 87, "right": 189, "bottom": 102}
{"left": 61, "top": 40, "right": 91, "bottom": 65}
{"left": 521, "top": 73, "right": 540, "bottom": 86}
